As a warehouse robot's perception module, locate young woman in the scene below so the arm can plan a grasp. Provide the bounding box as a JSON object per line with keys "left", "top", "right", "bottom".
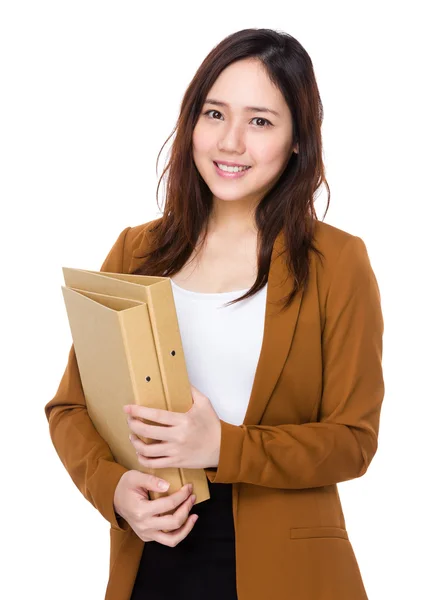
{"left": 45, "top": 28, "right": 384, "bottom": 600}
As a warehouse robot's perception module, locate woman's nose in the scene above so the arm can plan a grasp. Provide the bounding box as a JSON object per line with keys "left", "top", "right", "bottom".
{"left": 217, "top": 124, "right": 246, "bottom": 153}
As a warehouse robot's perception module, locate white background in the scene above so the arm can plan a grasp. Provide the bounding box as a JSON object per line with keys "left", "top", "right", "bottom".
{"left": 1, "top": 1, "right": 429, "bottom": 598}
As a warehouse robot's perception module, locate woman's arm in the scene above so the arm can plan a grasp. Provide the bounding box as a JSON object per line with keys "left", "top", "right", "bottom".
{"left": 206, "top": 236, "right": 385, "bottom": 489}
{"left": 44, "top": 226, "right": 133, "bottom": 531}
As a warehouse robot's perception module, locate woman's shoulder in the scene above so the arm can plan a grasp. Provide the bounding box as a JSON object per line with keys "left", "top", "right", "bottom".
{"left": 125, "top": 217, "right": 163, "bottom": 252}
{"left": 313, "top": 219, "right": 359, "bottom": 253}
{"left": 312, "top": 219, "right": 369, "bottom": 264}
{"left": 311, "top": 219, "right": 375, "bottom": 290}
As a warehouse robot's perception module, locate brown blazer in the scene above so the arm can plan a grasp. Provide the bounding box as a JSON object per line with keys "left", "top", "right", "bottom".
{"left": 44, "top": 218, "right": 384, "bottom": 600}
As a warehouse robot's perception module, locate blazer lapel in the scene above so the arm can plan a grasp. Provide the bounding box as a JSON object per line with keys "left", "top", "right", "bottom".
{"left": 128, "top": 229, "right": 304, "bottom": 426}
{"left": 242, "top": 232, "right": 304, "bottom": 425}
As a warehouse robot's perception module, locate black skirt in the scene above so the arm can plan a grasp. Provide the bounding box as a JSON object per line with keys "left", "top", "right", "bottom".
{"left": 130, "top": 478, "right": 238, "bottom": 599}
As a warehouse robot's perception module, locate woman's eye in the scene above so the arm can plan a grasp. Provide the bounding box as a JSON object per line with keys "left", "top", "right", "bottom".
{"left": 203, "top": 110, "right": 272, "bottom": 128}
{"left": 250, "top": 116, "right": 272, "bottom": 128}
{"left": 204, "top": 109, "right": 222, "bottom": 120}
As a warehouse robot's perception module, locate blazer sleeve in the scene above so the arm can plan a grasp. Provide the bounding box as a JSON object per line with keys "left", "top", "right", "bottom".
{"left": 44, "top": 226, "right": 133, "bottom": 532}
{"left": 205, "top": 235, "right": 385, "bottom": 489}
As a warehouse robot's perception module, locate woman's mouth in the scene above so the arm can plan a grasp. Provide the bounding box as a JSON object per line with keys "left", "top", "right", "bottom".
{"left": 213, "top": 161, "right": 252, "bottom": 179}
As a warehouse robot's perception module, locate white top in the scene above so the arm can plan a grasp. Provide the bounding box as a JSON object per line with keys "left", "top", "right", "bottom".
{"left": 170, "top": 278, "right": 268, "bottom": 426}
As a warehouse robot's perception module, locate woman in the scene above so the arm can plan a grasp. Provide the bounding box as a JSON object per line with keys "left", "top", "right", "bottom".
{"left": 45, "top": 28, "right": 384, "bottom": 600}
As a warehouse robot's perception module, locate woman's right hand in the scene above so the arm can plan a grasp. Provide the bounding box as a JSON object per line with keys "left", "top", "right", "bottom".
{"left": 113, "top": 470, "right": 198, "bottom": 546}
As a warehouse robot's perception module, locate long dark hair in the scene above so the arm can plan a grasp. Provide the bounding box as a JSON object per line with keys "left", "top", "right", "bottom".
{"left": 131, "top": 28, "right": 329, "bottom": 310}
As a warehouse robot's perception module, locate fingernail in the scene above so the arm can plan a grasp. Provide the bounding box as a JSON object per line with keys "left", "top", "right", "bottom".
{"left": 158, "top": 480, "right": 170, "bottom": 490}
{"left": 187, "top": 483, "right": 193, "bottom": 493}
{"left": 191, "top": 494, "right": 196, "bottom": 504}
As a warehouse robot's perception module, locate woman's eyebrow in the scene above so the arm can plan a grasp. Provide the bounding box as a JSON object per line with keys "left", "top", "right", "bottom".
{"left": 204, "top": 98, "right": 281, "bottom": 118}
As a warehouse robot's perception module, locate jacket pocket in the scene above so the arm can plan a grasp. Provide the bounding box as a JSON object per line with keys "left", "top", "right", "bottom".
{"left": 290, "top": 526, "right": 349, "bottom": 540}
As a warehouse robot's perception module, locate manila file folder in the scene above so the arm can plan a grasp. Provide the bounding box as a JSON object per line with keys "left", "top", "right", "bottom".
{"left": 61, "top": 267, "right": 210, "bottom": 506}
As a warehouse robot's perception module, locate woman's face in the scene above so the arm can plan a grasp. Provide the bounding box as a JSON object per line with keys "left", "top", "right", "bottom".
{"left": 192, "top": 58, "right": 298, "bottom": 208}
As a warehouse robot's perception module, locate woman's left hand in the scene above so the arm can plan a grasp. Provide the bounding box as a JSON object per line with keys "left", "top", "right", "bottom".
{"left": 123, "top": 385, "right": 221, "bottom": 470}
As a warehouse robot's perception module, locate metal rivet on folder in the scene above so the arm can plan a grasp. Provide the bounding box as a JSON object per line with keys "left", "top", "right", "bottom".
{"left": 170, "top": 350, "right": 176, "bottom": 356}
{"left": 145, "top": 376, "right": 151, "bottom": 382}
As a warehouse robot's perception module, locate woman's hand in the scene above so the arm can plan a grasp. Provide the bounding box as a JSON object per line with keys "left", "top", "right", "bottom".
{"left": 123, "top": 385, "right": 221, "bottom": 470}
{"left": 113, "top": 470, "right": 199, "bottom": 544}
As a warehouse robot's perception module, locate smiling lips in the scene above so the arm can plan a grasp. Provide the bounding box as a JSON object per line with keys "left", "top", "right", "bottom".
{"left": 215, "top": 162, "right": 250, "bottom": 171}
{"left": 214, "top": 159, "right": 251, "bottom": 168}
{"left": 213, "top": 161, "right": 252, "bottom": 178}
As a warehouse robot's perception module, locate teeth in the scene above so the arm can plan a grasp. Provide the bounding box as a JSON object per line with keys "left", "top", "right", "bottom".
{"left": 216, "top": 162, "right": 250, "bottom": 173}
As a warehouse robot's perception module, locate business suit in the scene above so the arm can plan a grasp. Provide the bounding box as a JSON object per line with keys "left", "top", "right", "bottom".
{"left": 45, "top": 217, "right": 384, "bottom": 599}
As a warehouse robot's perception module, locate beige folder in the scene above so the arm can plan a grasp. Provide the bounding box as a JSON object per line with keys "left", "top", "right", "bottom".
{"left": 61, "top": 268, "right": 210, "bottom": 506}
